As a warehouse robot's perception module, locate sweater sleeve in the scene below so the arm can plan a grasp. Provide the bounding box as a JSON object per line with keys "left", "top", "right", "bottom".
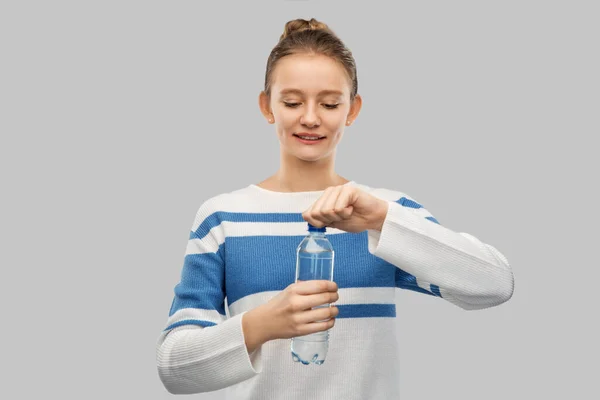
{"left": 155, "top": 201, "right": 263, "bottom": 394}
{"left": 367, "top": 193, "right": 514, "bottom": 310}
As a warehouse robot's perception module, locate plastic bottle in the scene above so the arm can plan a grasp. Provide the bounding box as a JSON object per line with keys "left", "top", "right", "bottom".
{"left": 291, "top": 222, "right": 335, "bottom": 365}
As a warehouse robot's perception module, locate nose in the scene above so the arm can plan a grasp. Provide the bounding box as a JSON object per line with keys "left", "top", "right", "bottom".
{"left": 300, "top": 103, "right": 320, "bottom": 128}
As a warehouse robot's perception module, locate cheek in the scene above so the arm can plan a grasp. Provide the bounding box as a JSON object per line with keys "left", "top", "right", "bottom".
{"left": 276, "top": 124, "right": 290, "bottom": 141}
{"left": 277, "top": 119, "right": 296, "bottom": 137}
{"left": 331, "top": 126, "right": 344, "bottom": 140}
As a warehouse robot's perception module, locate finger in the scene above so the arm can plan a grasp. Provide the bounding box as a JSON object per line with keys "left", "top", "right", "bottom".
{"left": 296, "top": 317, "right": 336, "bottom": 336}
{"left": 293, "top": 291, "right": 338, "bottom": 313}
{"left": 296, "top": 305, "right": 339, "bottom": 324}
{"left": 303, "top": 291, "right": 339, "bottom": 309}
{"left": 320, "top": 185, "right": 345, "bottom": 223}
{"left": 303, "top": 186, "right": 335, "bottom": 227}
{"left": 301, "top": 189, "right": 326, "bottom": 227}
{"left": 294, "top": 279, "right": 338, "bottom": 295}
{"left": 313, "top": 186, "right": 339, "bottom": 225}
{"left": 334, "top": 186, "right": 357, "bottom": 219}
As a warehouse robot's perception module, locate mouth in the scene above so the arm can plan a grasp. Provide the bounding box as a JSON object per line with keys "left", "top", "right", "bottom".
{"left": 293, "top": 133, "right": 326, "bottom": 144}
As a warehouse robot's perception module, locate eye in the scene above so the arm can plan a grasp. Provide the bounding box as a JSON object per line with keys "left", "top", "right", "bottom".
{"left": 283, "top": 102, "right": 339, "bottom": 109}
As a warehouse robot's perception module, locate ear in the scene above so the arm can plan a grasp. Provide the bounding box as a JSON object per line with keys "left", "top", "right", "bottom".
{"left": 258, "top": 91, "right": 274, "bottom": 123}
{"left": 346, "top": 93, "right": 363, "bottom": 124}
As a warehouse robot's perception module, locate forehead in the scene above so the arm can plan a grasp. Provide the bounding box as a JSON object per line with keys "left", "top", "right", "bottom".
{"left": 272, "top": 53, "right": 349, "bottom": 97}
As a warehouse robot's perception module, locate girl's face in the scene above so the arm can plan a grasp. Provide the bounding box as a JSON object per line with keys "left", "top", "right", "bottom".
{"left": 262, "top": 53, "right": 361, "bottom": 162}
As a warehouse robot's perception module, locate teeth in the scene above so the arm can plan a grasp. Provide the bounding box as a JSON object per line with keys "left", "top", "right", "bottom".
{"left": 298, "top": 135, "right": 321, "bottom": 140}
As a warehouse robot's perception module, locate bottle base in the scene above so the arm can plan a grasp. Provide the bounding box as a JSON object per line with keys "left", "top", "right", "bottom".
{"left": 291, "top": 350, "right": 325, "bottom": 365}
{"left": 290, "top": 336, "right": 328, "bottom": 365}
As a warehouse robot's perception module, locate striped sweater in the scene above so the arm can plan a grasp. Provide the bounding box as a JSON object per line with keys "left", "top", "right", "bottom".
{"left": 155, "top": 181, "right": 514, "bottom": 399}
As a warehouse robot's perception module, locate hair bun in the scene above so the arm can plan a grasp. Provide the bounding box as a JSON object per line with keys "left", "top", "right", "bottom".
{"left": 279, "top": 18, "right": 333, "bottom": 41}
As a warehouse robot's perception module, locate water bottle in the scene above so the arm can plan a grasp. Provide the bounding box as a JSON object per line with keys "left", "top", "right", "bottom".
{"left": 291, "top": 222, "right": 335, "bottom": 365}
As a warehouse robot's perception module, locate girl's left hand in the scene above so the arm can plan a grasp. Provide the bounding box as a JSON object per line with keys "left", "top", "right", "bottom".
{"left": 302, "top": 185, "right": 389, "bottom": 233}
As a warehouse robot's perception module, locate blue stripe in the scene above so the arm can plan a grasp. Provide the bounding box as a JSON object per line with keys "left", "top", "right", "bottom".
{"left": 337, "top": 303, "right": 396, "bottom": 318}
{"left": 396, "top": 196, "right": 441, "bottom": 225}
{"left": 397, "top": 197, "right": 423, "bottom": 209}
{"left": 164, "top": 319, "right": 216, "bottom": 331}
{"left": 169, "top": 246, "right": 227, "bottom": 317}
{"left": 224, "top": 232, "right": 398, "bottom": 305}
{"left": 426, "top": 216, "right": 440, "bottom": 225}
{"left": 395, "top": 268, "right": 442, "bottom": 297}
{"left": 165, "top": 305, "right": 395, "bottom": 331}
{"left": 430, "top": 284, "right": 442, "bottom": 297}
{"left": 169, "top": 231, "right": 407, "bottom": 323}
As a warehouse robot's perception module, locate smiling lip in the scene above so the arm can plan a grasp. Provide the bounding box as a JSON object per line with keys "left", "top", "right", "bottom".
{"left": 293, "top": 133, "right": 326, "bottom": 144}
{"left": 295, "top": 132, "right": 324, "bottom": 138}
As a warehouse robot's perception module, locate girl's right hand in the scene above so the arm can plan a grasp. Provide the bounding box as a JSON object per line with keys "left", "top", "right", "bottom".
{"left": 256, "top": 280, "right": 340, "bottom": 342}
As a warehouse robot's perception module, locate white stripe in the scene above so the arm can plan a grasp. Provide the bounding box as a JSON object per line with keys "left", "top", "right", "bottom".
{"left": 228, "top": 286, "right": 396, "bottom": 316}
{"left": 222, "top": 221, "right": 347, "bottom": 237}
{"left": 186, "top": 221, "right": 347, "bottom": 255}
{"left": 186, "top": 224, "right": 225, "bottom": 255}
{"left": 165, "top": 307, "right": 226, "bottom": 329}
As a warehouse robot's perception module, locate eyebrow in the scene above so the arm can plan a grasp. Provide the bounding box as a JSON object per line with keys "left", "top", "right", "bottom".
{"left": 279, "top": 89, "right": 344, "bottom": 97}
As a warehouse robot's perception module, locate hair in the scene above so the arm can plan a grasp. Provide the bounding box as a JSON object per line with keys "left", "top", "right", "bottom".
{"left": 264, "top": 18, "right": 358, "bottom": 103}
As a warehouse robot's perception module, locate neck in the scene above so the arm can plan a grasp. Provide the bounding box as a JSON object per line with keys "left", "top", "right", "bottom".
{"left": 267, "top": 150, "right": 349, "bottom": 192}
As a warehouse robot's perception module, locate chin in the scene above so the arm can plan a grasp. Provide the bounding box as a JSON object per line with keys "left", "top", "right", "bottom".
{"left": 296, "top": 155, "right": 321, "bottom": 162}
{"left": 295, "top": 149, "right": 332, "bottom": 162}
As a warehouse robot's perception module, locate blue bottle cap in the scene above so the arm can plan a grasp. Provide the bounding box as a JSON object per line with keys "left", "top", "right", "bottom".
{"left": 308, "top": 223, "right": 326, "bottom": 233}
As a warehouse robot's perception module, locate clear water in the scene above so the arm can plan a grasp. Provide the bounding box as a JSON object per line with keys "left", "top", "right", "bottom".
{"left": 291, "top": 332, "right": 329, "bottom": 365}
{"left": 291, "top": 234, "right": 334, "bottom": 365}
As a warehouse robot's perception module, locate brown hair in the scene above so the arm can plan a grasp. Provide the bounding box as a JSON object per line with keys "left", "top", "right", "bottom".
{"left": 264, "top": 18, "right": 358, "bottom": 102}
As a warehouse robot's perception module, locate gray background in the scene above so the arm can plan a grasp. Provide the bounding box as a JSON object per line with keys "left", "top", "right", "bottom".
{"left": 1, "top": 0, "right": 598, "bottom": 398}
